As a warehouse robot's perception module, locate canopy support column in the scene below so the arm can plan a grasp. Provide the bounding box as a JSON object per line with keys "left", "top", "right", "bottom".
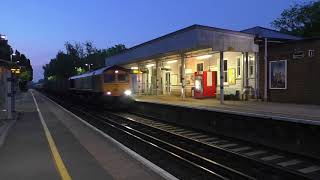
{"left": 219, "top": 51, "right": 224, "bottom": 104}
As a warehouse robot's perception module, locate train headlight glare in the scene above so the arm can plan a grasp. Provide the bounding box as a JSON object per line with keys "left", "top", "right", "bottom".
{"left": 107, "top": 91, "right": 111, "bottom": 95}
{"left": 124, "top": 90, "right": 132, "bottom": 96}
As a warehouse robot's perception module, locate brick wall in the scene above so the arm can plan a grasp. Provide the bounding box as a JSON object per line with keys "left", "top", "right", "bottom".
{"left": 259, "top": 39, "right": 320, "bottom": 104}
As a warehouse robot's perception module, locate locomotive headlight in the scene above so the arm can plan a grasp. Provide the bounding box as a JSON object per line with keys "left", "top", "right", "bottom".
{"left": 124, "top": 90, "right": 132, "bottom": 96}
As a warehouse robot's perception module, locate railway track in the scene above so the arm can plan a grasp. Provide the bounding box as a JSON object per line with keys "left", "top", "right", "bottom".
{"left": 45, "top": 92, "right": 318, "bottom": 179}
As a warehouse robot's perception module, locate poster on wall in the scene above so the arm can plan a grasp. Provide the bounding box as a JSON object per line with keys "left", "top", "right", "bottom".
{"left": 269, "top": 60, "right": 287, "bottom": 89}
{"left": 228, "top": 68, "right": 236, "bottom": 85}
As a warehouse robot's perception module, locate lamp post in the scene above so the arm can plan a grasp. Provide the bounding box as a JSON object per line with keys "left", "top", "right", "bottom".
{"left": 85, "top": 63, "right": 93, "bottom": 71}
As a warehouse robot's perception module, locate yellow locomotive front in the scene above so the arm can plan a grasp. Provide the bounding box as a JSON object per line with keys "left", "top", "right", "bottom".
{"left": 102, "top": 68, "right": 132, "bottom": 97}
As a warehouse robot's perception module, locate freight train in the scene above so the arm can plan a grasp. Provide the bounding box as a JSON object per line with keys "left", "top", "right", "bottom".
{"left": 43, "top": 65, "right": 133, "bottom": 107}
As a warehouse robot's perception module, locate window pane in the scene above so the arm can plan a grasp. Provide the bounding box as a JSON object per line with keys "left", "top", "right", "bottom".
{"left": 118, "top": 74, "right": 128, "bottom": 82}
{"left": 104, "top": 74, "right": 115, "bottom": 83}
{"left": 224, "top": 60, "right": 227, "bottom": 71}
{"left": 197, "top": 63, "right": 203, "bottom": 71}
{"left": 250, "top": 66, "right": 254, "bottom": 75}
{"left": 224, "top": 72, "right": 228, "bottom": 82}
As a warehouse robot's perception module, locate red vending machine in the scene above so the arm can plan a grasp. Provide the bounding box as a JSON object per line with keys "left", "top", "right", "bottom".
{"left": 194, "top": 71, "right": 217, "bottom": 98}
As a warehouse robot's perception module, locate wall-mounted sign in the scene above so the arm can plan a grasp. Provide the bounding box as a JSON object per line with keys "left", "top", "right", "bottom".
{"left": 228, "top": 68, "right": 236, "bottom": 85}
{"left": 269, "top": 60, "right": 287, "bottom": 89}
{"left": 292, "top": 51, "right": 305, "bottom": 59}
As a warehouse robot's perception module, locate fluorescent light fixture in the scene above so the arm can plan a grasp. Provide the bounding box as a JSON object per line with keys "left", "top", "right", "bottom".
{"left": 131, "top": 67, "right": 138, "bottom": 70}
{"left": 167, "top": 60, "right": 177, "bottom": 64}
{"left": 146, "top": 64, "right": 155, "bottom": 68}
{"left": 196, "top": 54, "right": 212, "bottom": 60}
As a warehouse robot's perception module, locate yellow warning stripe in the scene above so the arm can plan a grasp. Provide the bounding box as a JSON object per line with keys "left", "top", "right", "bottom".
{"left": 31, "top": 91, "right": 72, "bottom": 180}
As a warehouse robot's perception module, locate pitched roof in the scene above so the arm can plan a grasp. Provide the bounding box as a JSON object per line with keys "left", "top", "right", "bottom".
{"left": 69, "top": 65, "right": 128, "bottom": 80}
{"left": 241, "top": 26, "right": 302, "bottom": 40}
{"left": 105, "top": 24, "right": 257, "bottom": 66}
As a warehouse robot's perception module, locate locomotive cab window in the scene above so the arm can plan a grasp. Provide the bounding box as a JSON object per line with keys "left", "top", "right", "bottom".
{"left": 117, "top": 73, "right": 129, "bottom": 82}
{"left": 104, "top": 74, "right": 116, "bottom": 83}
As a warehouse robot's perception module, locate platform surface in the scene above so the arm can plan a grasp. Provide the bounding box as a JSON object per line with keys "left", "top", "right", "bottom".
{"left": 134, "top": 95, "right": 320, "bottom": 123}
{"left": 0, "top": 90, "right": 166, "bottom": 180}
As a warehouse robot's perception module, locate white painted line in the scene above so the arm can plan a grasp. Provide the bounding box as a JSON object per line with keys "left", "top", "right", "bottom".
{"left": 229, "top": 147, "right": 251, "bottom": 152}
{"left": 244, "top": 150, "right": 267, "bottom": 156}
{"left": 39, "top": 91, "right": 179, "bottom": 180}
{"left": 219, "top": 143, "right": 238, "bottom": 148}
{"left": 277, "top": 160, "right": 301, "bottom": 167}
{"left": 298, "top": 166, "right": 320, "bottom": 174}
{"left": 260, "top": 155, "right": 283, "bottom": 161}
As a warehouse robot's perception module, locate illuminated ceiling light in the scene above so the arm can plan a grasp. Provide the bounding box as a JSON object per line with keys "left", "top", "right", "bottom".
{"left": 131, "top": 67, "right": 139, "bottom": 70}
{"left": 115, "top": 70, "right": 119, "bottom": 73}
{"left": 167, "top": 60, "right": 178, "bottom": 64}
{"left": 196, "top": 54, "right": 212, "bottom": 60}
{"left": 146, "top": 64, "right": 155, "bottom": 68}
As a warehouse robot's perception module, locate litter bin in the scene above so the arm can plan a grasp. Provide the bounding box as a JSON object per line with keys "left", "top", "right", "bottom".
{"left": 191, "top": 87, "right": 195, "bottom": 97}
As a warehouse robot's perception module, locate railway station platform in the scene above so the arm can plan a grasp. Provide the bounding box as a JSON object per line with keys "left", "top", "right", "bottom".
{"left": 0, "top": 90, "right": 171, "bottom": 180}
{"left": 134, "top": 95, "right": 320, "bottom": 123}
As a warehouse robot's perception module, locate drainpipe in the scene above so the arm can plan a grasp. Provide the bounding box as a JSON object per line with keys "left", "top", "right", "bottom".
{"left": 264, "top": 38, "right": 268, "bottom": 101}
{"left": 255, "top": 52, "right": 259, "bottom": 99}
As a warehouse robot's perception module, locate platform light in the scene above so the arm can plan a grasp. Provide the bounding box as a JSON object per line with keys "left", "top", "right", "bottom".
{"left": 124, "top": 90, "right": 132, "bottom": 96}
{"left": 106, "top": 91, "right": 111, "bottom": 95}
{"left": 196, "top": 54, "right": 212, "bottom": 60}
{"left": 0, "top": 35, "right": 7, "bottom": 40}
{"left": 167, "top": 60, "right": 177, "bottom": 64}
{"left": 131, "top": 66, "right": 139, "bottom": 70}
{"left": 146, "top": 64, "right": 155, "bottom": 68}
{"left": 115, "top": 70, "right": 119, "bottom": 73}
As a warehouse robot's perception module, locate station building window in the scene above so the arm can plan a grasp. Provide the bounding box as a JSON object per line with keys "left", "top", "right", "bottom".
{"left": 308, "top": 50, "right": 315, "bottom": 57}
{"left": 197, "top": 63, "right": 204, "bottom": 72}
{"left": 236, "top": 58, "right": 241, "bottom": 78}
{"left": 224, "top": 60, "right": 228, "bottom": 83}
{"left": 249, "top": 56, "right": 254, "bottom": 78}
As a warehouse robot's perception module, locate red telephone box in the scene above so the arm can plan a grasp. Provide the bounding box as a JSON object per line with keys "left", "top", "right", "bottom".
{"left": 194, "top": 71, "right": 217, "bottom": 98}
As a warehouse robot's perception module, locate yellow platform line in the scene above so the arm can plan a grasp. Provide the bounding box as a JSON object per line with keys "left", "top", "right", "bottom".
{"left": 31, "top": 91, "right": 72, "bottom": 180}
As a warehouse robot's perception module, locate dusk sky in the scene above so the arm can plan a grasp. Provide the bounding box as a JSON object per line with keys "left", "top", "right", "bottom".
{"left": 0, "top": 0, "right": 305, "bottom": 81}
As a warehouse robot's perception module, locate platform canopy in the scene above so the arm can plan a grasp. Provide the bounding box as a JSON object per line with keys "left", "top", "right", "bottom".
{"left": 106, "top": 24, "right": 258, "bottom": 66}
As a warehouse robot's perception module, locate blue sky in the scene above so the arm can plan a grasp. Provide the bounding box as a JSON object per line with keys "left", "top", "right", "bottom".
{"left": 0, "top": 0, "right": 306, "bottom": 81}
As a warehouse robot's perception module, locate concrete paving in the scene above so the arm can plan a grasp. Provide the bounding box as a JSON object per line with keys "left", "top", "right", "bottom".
{"left": 134, "top": 95, "right": 320, "bottom": 122}
{"left": 0, "top": 90, "right": 167, "bottom": 180}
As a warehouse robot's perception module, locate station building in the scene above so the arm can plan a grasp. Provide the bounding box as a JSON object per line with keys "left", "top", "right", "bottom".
{"left": 106, "top": 25, "right": 259, "bottom": 102}
{"left": 106, "top": 25, "right": 319, "bottom": 104}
